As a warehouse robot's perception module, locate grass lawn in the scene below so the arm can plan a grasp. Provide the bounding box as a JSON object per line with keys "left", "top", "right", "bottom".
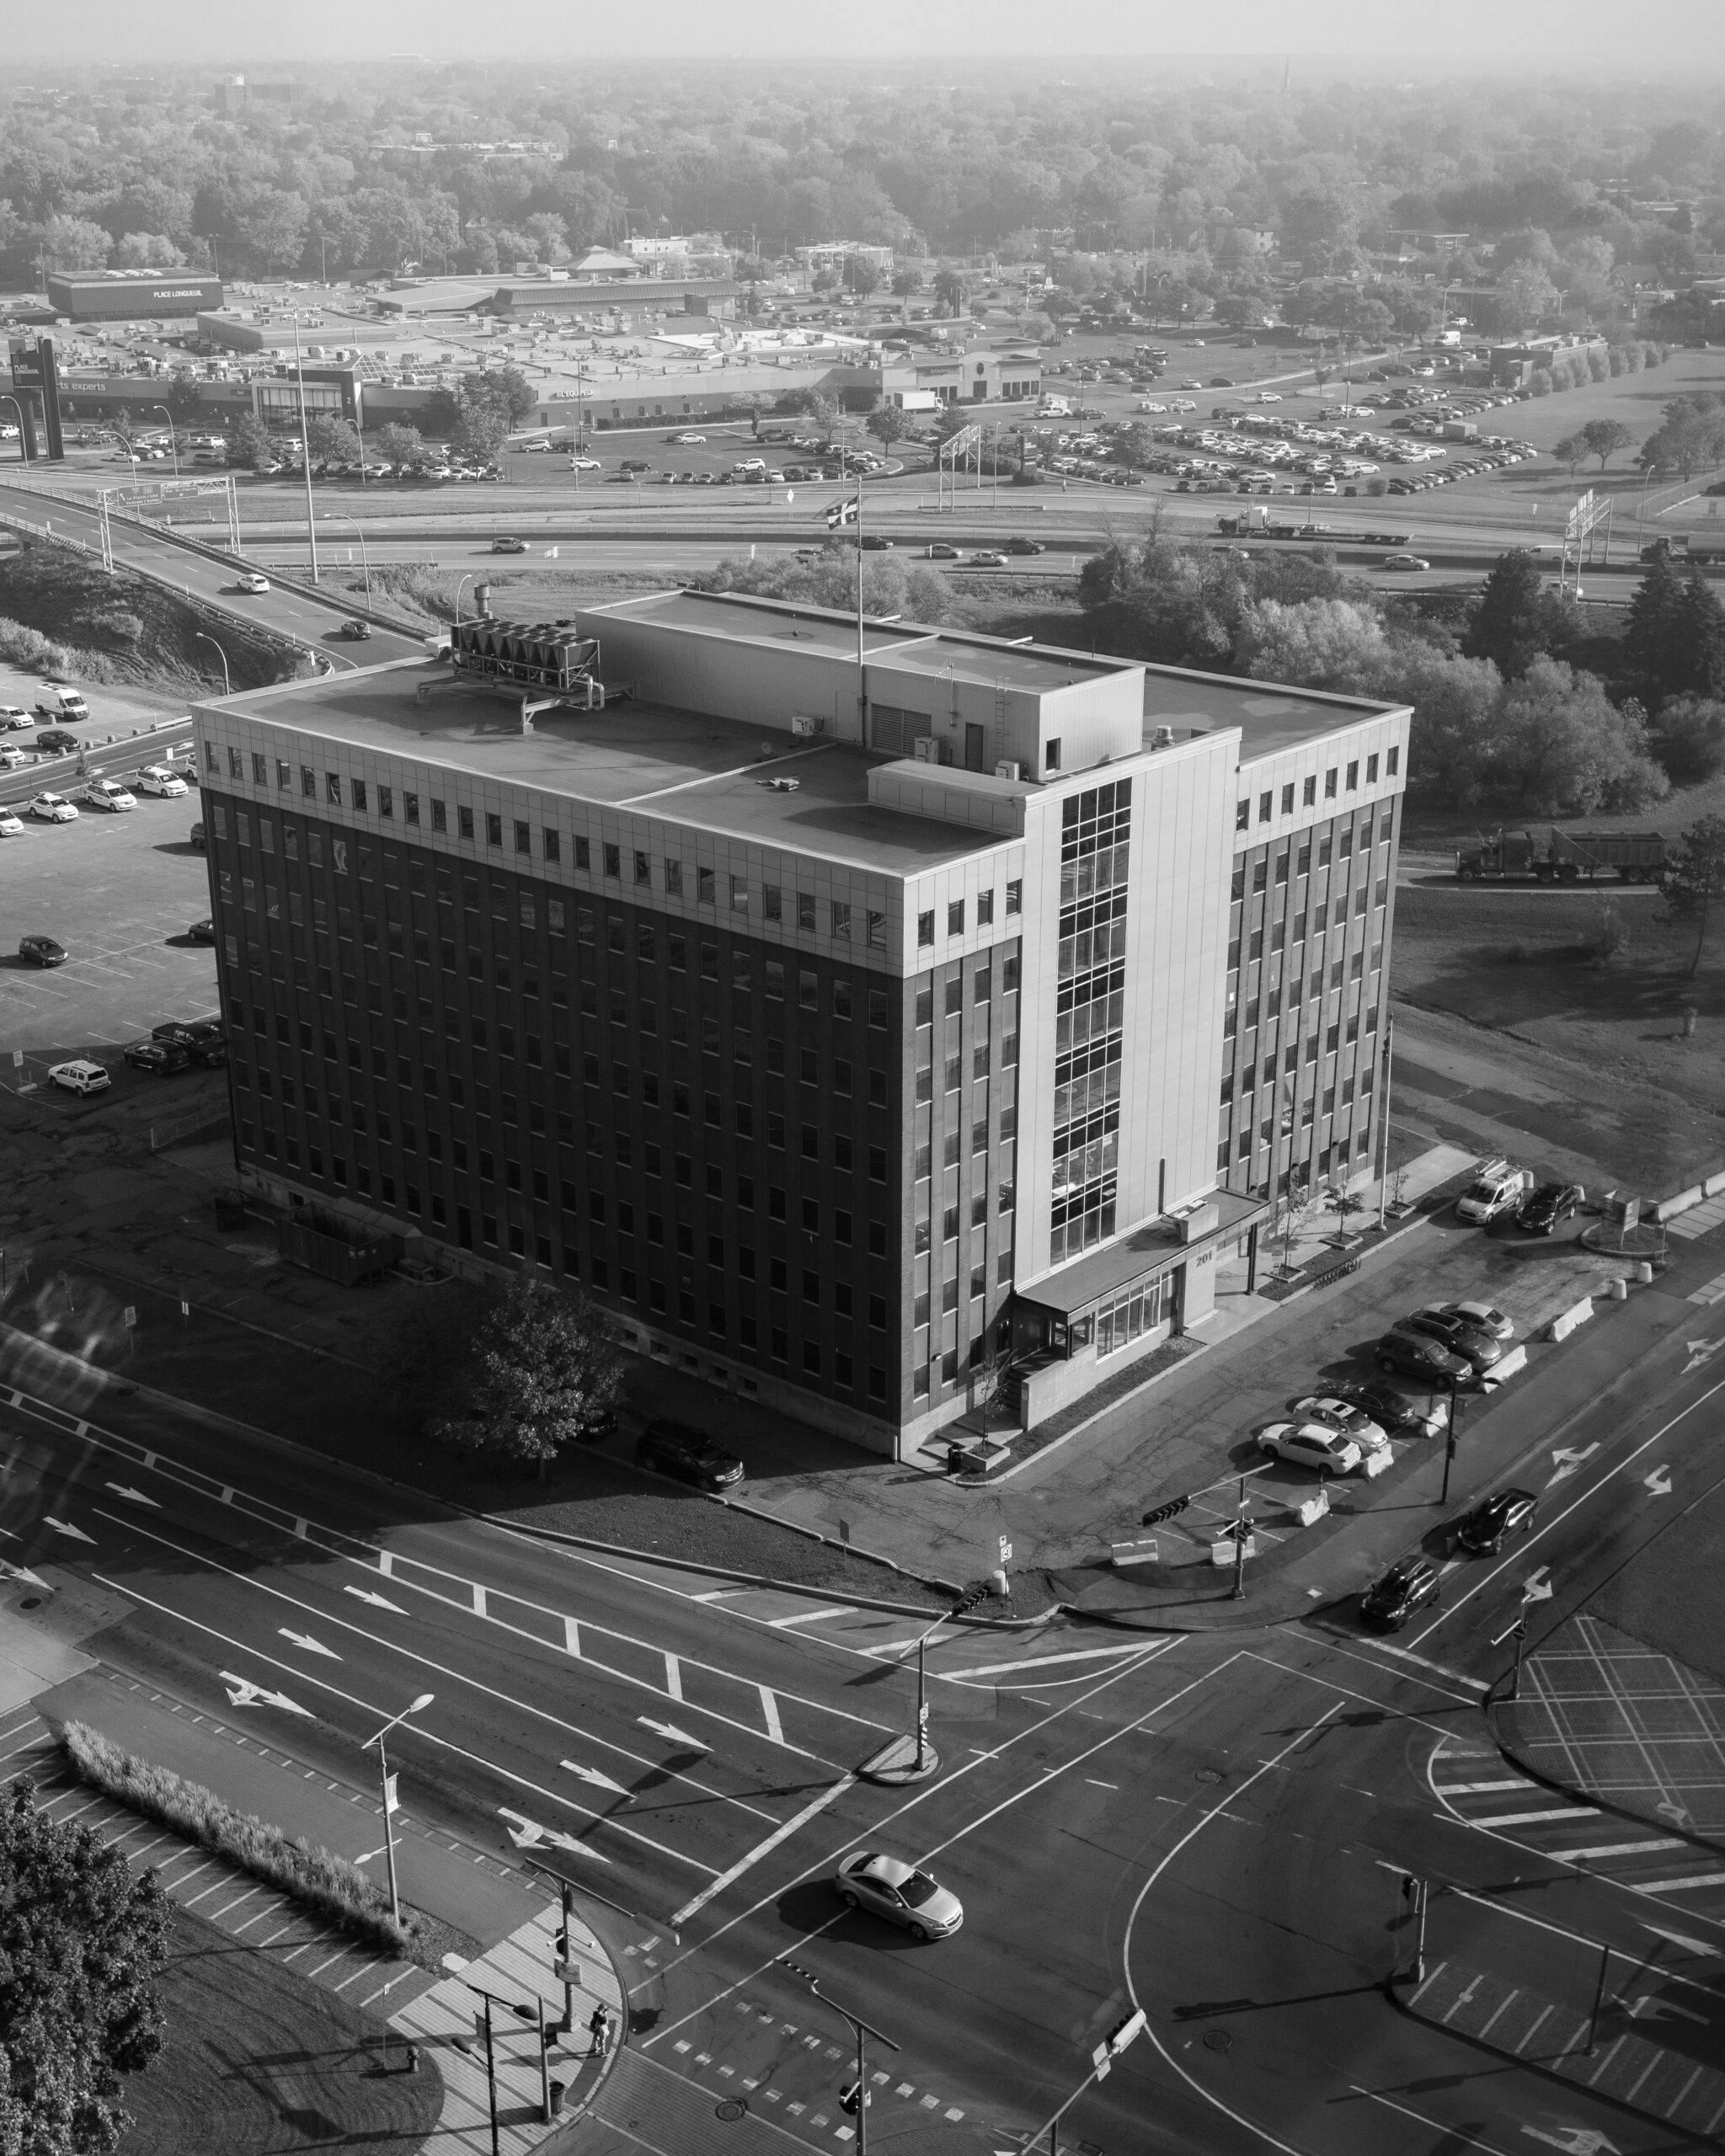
{"left": 120, "top": 1905, "right": 441, "bottom": 2155}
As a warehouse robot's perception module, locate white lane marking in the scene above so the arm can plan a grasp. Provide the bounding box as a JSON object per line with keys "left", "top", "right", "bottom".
{"left": 664, "top": 1654, "right": 683, "bottom": 1702}
{"left": 1358, "top": 1637, "right": 1487, "bottom": 1689}
{"left": 1569, "top": 1840, "right": 1686, "bottom": 1860}
{"left": 1346, "top": 2085, "right": 1507, "bottom": 2156}
{"left": 1635, "top": 1873, "right": 1725, "bottom": 1893}
{"left": 759, "top": 1689, "right": 783, "bottom": 1746}
{"left": 1471, "top": 1806, "right": 1601, "bottom": 1826}
{"left": 669, "top": 1775, "right": 857, "bottom": 1929}
{"left": 564, "top": 1616, "right": 580, "bottom": 1657}
{"left": 937, "top": 1643, "right": 1161, "bottom": 1678}
{"left": 765, "top": 1607, "right": 849, "bottom": 1629}
{"left": 1435, "top": 1780, "right": 1535, "bottom": 1795}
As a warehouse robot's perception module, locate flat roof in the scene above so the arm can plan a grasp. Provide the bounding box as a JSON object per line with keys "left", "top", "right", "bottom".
{"left": 600, "top": 589, "right": 1134, "bottom": 696}
{"left": 1141, "top": 666, "right": 1405, "bottom": 756}
{"left": 218, "top": 661, "right": 991, "bottom": 876}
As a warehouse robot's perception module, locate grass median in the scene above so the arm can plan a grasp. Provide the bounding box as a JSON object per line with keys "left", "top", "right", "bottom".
{"left": 58, "top": 1721, "right": 439, "bottom": 1967}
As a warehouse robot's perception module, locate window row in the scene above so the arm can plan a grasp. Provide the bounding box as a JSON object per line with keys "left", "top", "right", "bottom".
{"left": 1235, "top": 748, "right": 1400, "bottom": 830}
{"left": 916, "top": 882, "right": 1023, "bottom": 947}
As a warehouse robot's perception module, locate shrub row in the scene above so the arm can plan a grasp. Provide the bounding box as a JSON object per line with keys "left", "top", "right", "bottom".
{"left": 58, "top": 1720, "right": 432, "bottom": 1964}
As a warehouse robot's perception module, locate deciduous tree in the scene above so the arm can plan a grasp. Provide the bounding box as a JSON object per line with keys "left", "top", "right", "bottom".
{"left": 1491, "top": 657, "right": 1668, "bottom": 815}
{"left": 1579, "top": 419, "right": 1634, "bottom": 469}
{"left": 1660, "top": 814, "right": 1725, "bottom": 977}
{"left": 1461, "top": 550, "right": 1574, "bottom": 680}
{"left": 423, "top": 1278, "right": 623, "bottom": 1477}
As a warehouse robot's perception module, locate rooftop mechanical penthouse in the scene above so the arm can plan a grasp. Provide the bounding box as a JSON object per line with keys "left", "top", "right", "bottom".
{"left": 193, "top": 588, "right": 1409, "bottom": 1457}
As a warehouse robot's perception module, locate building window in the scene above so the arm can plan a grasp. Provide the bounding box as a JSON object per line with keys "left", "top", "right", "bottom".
{"left": 697, "top": 867, "right": 715, "bottom": 905}
{"left": 732, "top": 876, "right": 750, "bottom": 910}
{"left": 1302, "top": 776, "right": 1316, "bottom": 806}
{"left": 604, "top": 842, "right": 621, "bottom": 877}
{"left": 1280, "top": 783, "right": 1294, "bottom": 814}
{"left": 947, "top": 899, "right": 964, "bottom": 937}
{"left": 459, "top": 805, "right": 475, "bottom": 841}
{"left": 1324, "top": 767, "right": 1338, "bottom": 798}
{"left": 1006, "top": 879, "right": 1023, "bottom": 915}
{"left": 1346, "top": 760, "right": 1359, "bottom": 790}
{"left": 1386, "top": 746, "right": 1400, "bottom": 776}
{"left": 917, "top": 910, "right": 935, "bottom": 947}
{"left": 1366, "top": 753, "right": 1380, "bottom": 782}
{"left": 831, "top": 900, "right": 851, "bottom": 939}
{"left": 1045, "top": 739, "right": 1061, "bottom": 771}
{"left": 1258, "top": 791, "right": 1272, "bottom": 824}
{"left": 482, "top": 812, "right": 499, "bottom": 846}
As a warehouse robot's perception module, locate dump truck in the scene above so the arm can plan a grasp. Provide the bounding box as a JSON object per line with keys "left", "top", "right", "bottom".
{"left": 1455, "top": 827, "right": 1667, "bottom": 884}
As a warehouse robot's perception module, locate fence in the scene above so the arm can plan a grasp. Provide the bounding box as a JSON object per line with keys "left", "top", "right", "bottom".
{"left": 148, "top": 1107, "right": 232, "bottom": 1155}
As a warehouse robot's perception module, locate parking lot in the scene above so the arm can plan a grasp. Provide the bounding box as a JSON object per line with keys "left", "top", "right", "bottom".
{"left": 2, "top": 783, "right": 220, "bottom": 1096}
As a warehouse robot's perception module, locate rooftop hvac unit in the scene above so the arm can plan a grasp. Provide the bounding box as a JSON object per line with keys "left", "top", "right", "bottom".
{"left": 913, "top": 735, "right": 945, "bottom": 764}
{"left": 1150, "top": 724, "right": 1177, "bottom": 749}
{"left": 790, "top": 714, "right": 823, "bottom": 738}
{"left": 995, "top": 760, "right": 1023, "bottom": 782}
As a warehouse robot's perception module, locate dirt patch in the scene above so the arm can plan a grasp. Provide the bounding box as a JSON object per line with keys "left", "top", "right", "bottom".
{"left": 118, "top": 1903, "right": 440, "bottom": 2155}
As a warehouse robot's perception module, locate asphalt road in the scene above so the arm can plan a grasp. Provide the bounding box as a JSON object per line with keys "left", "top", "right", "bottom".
{"left": 4, "top": 1218, "right": 1725, "bottom": 2156}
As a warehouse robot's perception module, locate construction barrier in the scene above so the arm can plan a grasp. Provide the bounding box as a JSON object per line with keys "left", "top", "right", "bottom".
{"left": 1546, "top": 1296, "right": 1595, "bottom": 1343}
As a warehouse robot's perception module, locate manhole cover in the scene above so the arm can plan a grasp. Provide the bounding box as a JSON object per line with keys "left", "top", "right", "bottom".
{"left": 715, "top": 2100, "right": 747, "bottom": 2122}
{"left": 19, "top": 1598, "right": 41, "bottom": 1611}
{"left": 1194, "top": 1767, "right": 1225, "bottom": 1784}
{"left": 1203, "top": 2029, "right": 1233, "bottom": 2052}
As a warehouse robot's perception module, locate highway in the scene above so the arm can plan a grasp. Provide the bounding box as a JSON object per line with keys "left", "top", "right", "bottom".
{"left": 5, "top": 1216, "right": 1725, "bottom": 2156}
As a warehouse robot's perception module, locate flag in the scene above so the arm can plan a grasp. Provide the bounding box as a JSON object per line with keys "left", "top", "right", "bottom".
{"left": 384, "top": 1772, "right": 399, "bottom": 1815}
{"left": 546, "top": 546, "right": 558, "bottom": 558}
{"left": 825, "top": 494, "right": 859, "bottom": 529}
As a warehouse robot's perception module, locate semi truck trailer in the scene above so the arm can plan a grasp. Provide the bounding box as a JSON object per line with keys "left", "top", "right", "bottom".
{"left": 1455, "top": 827, "right": 1667, "bottom": 883}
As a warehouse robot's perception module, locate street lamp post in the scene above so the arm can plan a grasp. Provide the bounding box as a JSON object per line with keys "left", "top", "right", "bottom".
{"left": 290, "top": 313, "right": 321, "bottom": 584}
{"left": 1439, "top": 1375, "right": 1466, "bottom": 1505}
{"left": 780, "top": 1962, "right": 900, "bottom": 2156}
{"left": 194, "top": 631, "right": 231, "bottom": 695}
{"left": 149, "top": 404, "right": 180, "bottom": 478}
{"left": 323, "top": 509, "right": 371, "bottom": 605}
{"left": 0, "top": 394, "right": 29, "bottom": 462}
{"left": 454, "top": 573, "right": 475, "bottom": 624}
{"left": 360, "top": 1691, "right": 434, "bottom": 1925}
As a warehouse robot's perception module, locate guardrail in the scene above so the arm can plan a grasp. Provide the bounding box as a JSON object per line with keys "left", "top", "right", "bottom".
{"left": 148, "top": 1107, "right": 232, "bottom": 1155}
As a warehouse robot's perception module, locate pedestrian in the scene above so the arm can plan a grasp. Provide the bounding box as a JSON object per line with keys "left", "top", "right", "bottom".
{"left": 588, "top": 2004, "right": 611, "bottom": 2057}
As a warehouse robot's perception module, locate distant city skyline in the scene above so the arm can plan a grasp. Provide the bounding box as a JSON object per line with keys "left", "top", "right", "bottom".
{"left": 3, "top": 0, "right": 1720, "bottom": 68}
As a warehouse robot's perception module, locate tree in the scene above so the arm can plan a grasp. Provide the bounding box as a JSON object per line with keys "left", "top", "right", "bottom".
{"left": 0, "top": 1778, "right": 168, "bottom": 2153}
{"left": 1650, "top": 695, "right": 1725, "bottom": 787}
{"left": 865, "top": 405, "right": 912, "bottom": 451}
{"left": 37, "top": 213, "right": 112, "bottom": 270}
{"left": 1660, "top": 814, "right": 1725, "bottom": 977}
{"left": 1623, "top": 548, "right": 1687, "bottom": 706}
{"left": 1461, "top": 550, "right": 1573, "bottom": 680}
{"left": 932, "top": 267, "right": 969, "bottom": 315}
{"left": 1551, "top": 434, "right": 1587, "bottom": 477}
{"left": 377, "top": 421, "right": 427, "bottom": 473}
{"left": 890, "top": 269, "right": 921, "bottom": 298}
{"left": 842, "top": 254, "right": 880, "bottom": 298}
{"left": 424, "top": 1278, "right": 623, "bottom": 1477}
{"left": 1668, "top": 572, "right": 1725, "bottom": 705}
{"left": 1492, "top": 657, "right": 1669, "bottom": 815}
{"left": 305, "top": 413, "right": 361, "bottom": 467}
{"left": 1491, "top": 258, "right": 1562, "bottom": 335}
{"left": 1580, "top": 419, "right": 1635, "bottom": 470}
{"left": 1237, "top": 597, "right": 1390, "bottom": 691}
{"left": 227, "top": 413, "right": 275, "bottom": 473}
{"left": 1640, "top": 402, "right": 1725, "bottom": 480}
{"left": 115, "top": 232, "right": 184, "bottom": 269}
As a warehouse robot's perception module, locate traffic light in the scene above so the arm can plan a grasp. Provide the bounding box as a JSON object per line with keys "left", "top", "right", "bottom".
{"left": 839, "top": 2082, "right": 868, "bottom": 2116}
{"left": 1141, "top": 1496, "right": 1190, "bottom": 1527}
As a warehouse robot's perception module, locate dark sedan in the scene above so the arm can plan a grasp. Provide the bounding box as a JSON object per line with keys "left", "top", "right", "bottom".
{"left": 1451, "top": 1489, "right": 1539, "bottom": 1556}
{"left": 122, "top": 1039, "right": 190, "bottom": 1076}
{"left": 634, "top": 1419, "right": 744, "bottom": 1492}
{"left": 1001, "top": 536, "right": 1045, "bottom": 555}
{"left": 1360, "top": 1556, "right": 1443, "bottom": 1631}
{"left": 187, "top": 918, "right": 216, "bottom": 942}
{"left": 1375, "top": 1327, "right": 1472, "bottom": 1385}
{"left": 1402, "top": 1308, "right": 1504, "bottom": 1373}
{"left": 1516, "top": 1182, "right": 1583, "bottom": 1235}
{"left": 1333, "top": 1379, "right": 1447, "bottom": 1435}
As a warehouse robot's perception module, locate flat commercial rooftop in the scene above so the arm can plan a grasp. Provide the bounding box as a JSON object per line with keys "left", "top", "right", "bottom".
{"left": 598, "top": 588, "right": 1132, "bottom": 696}
{"left": 1142, "top": 665, "right": 1403, "bottom": 755}
{"left": 220, "top": 662, "right": 993, "bottom": 876}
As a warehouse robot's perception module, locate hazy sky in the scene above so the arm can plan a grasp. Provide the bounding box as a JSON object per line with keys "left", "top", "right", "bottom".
{"left": 6, "top": 0, "right": 1723, "bottom": 67}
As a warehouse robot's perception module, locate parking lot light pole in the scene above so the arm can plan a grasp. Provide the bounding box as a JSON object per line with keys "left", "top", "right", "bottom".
{"left": 149, "top": 405, "right": 180, "bottom": 478}
{"left": 323, "top": 510, "right": 371, "bottom": 604}
{"left": 194, "top": 631, "right": 230, "bottom": 695}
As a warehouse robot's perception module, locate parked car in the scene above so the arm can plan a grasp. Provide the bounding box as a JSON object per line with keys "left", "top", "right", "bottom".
{"left": 669, "top": 431, "right": 706, "bottom": 444}
{"left": 233, "top": 571, "right": 271, "bottom": 595}
{"left": 1455, "top": 1159, "right": 1531, "bottom": 1224}
{"left": 152, "top": 1019, "right": 227, "bottom": 1066}
{"left": 1450, "top": 1489, "right": 1539, "bottom": 1556}
{"left": 1255, "top": 1422, "right": 1364, "bottom": 1476}
{"left": 77, "top": 776, "right": 136, "bottom": 813}
{"left": 0, "top": 744, "right": 28, "bottom": 770}
{"left": 135, "top": 764, "right": 189, "bottom": 797}
{"left": 1375, "top": 1327, "right": 1472, "bottom": 1385}
{"left": 1332, "top": 1378, "right": 1449, "bottom": 1436}
{"left": 1439, "top": 1300, "right": 1514, "bottom": 1341}
{"left": 835, "top": 1852, "right": 964, "bottom": 1940}
{"left": 1401, "top": 1308, "right": 1503, "bottom": 1372}
{"left": 29, "top": 792, "right": 77, "bottom": 823}
{"left": 190, "top": 821, "right": 206, "bottom": 850}
{"left": 0, "top": 704, "right": 33, "bottom": 729}
{"left": 1516, "top": 1182, "right": 1583, "bottom": 1235}
{"left": 1290, "top": 1396, "right": 1389, "bottom": 1451}
{"left": 569, "top": 456, "right": 601, "bottom": 471}
{"left": 19, "top": 933, "right": 67, "bottom": 966}
{"left": 634, "top": 1420, "right": 744, "bottom": 1491}
{"left": 122, "top": 1039, "right": 190, "bottom": 1076}
{"left": 186, "top": 918, "right": 216, "bottom": 942}
{"left": 34, "top": 729, "right": 80, "bottom": 755}
{"left": 48, "top": 1059, "right": 110, "bottom": 1097}
{"left": 1359, "top": 1556, "right": 1443, "bottom": 1631}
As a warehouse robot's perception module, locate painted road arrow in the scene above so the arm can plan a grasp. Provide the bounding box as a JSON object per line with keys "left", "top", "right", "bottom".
{"left": 1522, "top": 1566, "right": 1555, "bottom": 1603}
{"left": 343, "top": 1585, "right": 407, "bottom": 1613}
{"left": 0, "top": 1560, "right": 52, "bottom": 1592}
{"left": 220, "top": 1671, "right": 314, "bottom": 1717}
{"left": 497, "top": 1806, "right": 611, "bottom": 1861}
{"left": 1522, "top": 2129, "right": 1621, "bottom": 2155}
{"left": 561, "top": 1760, "right": 633, "bottom": 1798}
{"left": 1546, "top": 1444, "right": 1599, "bottom": 1487}
{"left": 43, "top": 1517, "right": 94, "bottom": 1544}
{"left": 1644, "top": 1465, "right": 1673, "bottom": 1497}
{"left": 279, "top": 1629, "right": 341, "bottom": 1659}
{"left": 1682, "top": 1337, "right": 1723, "bottom": 1374}
{"left": 638, "top": 1717, "right": 711, "bottom": 1752}
{"left": 104, "top": 1484, "right": 158, "bottom": 1506}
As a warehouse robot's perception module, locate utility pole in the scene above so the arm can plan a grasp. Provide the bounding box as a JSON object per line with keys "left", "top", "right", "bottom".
{"left": 780, "top": 1963, "right": 900, "bottom": 2156}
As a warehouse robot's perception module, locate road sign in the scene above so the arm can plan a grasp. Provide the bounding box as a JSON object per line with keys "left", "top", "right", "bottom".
{"left": 122, "top": 1306, "right": 136, "bottom": 1329}
{"left": 997, "top": 1537, "right": 1013, "bottom": 1565}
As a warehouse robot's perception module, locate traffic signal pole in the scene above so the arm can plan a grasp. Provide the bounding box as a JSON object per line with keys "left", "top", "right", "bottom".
{"left": 1030, "top": 2011, "right": 1147, "bottom": 2155}
{"left": 780, "top": 1962, "right": 900, "bottom": 2156}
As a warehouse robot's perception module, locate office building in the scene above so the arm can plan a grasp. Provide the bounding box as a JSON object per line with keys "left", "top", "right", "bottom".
{"left": 194, "top": 591, "right": 1407, "bottom": 1457}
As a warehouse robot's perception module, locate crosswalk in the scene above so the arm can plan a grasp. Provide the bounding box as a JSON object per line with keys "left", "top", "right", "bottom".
{"left": 1429, "top": 1744, "right": 1725, "bottom": 1930}
{"left": 1669, "top": 1192, "right": 1725, "bottom": 1240}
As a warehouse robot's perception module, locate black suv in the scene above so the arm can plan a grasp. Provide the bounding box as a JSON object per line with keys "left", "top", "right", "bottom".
{"left": 1359, "top": 1556, "right": 1442, "bottom": 1631}
{"left": 635, "top": 1420, "right": 745, "bottom": 1492}
{"left": 152, "top": 1019, "right": 227, "bottom": 1067}
{"left": 1516, "top": 1182, "right": 1583, "bottom": 1235}
{"left": 123, "top": 1038, "right": 190, "bottom": 1076}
